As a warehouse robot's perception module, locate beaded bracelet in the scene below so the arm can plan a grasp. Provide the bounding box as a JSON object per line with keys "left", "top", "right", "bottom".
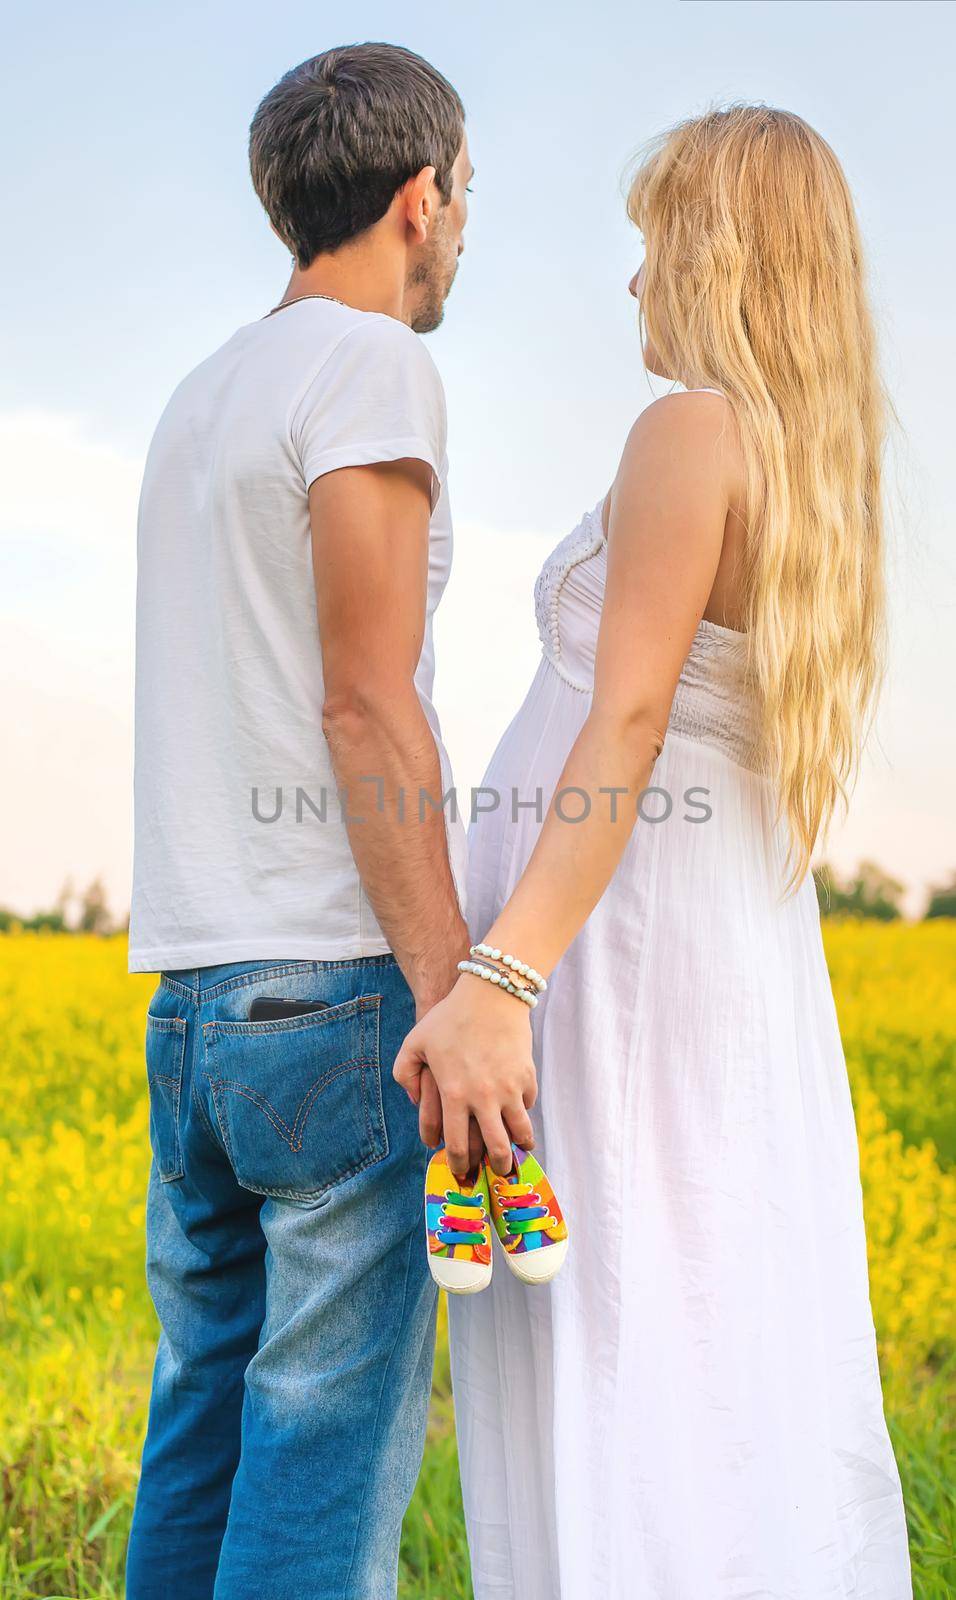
{"left": 457, "top": 958, "right": 538, "bottom": 1008}
{"left": 470, "top": 943, "right": 548, "bottom": 994}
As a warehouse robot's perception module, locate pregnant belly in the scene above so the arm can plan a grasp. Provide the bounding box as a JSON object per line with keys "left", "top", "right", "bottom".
{"left": 467, "top": 653, "right": 777, "bottom": 942}
{"left": 481, "top": 656, "right": 590, "bottom": 803}
{"left": 466, "top": 657, "right": 591, "bottom": 932}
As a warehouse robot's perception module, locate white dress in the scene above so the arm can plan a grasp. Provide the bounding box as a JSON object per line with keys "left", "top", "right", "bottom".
{"left": 449, "top": 495, "right": 912, "bottom": 1599}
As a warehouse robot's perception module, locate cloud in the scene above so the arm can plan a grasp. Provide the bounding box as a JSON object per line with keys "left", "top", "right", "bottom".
{"left": 0, "top": 409, "right": 142, "bottom": 679}
{"left": 0, "top": 410, "right": 142, "bottom": 917}
{"left": 0, "top": 408, "right": 142, "bottom": 551}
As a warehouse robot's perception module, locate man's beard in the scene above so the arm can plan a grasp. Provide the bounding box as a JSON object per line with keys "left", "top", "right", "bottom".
{"left": 408, "top": 225, "right": 458, "bottom": 334}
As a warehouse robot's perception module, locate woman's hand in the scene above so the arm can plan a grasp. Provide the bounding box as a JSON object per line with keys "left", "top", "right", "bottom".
{"left": 393, "top": 975, "right": 538, "bottom": 1177}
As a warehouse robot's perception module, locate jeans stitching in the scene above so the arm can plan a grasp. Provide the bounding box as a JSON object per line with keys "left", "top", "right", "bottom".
{"left": 159, "top": 955, "right": 401, "bottom": 1005}
{"left": 201, "top": 993, "right": 376, "bottom": 1038}
{"left": 206, "top": 1111, "right": 386, "bottom": 1201}
{"left": 159, "top": 974, "right": 198, "bottom": 1001}
{"left": 146, "top": 1017, "right": 187, "bottom": 1181}
{"left": 192, "top": 956, "right": 398, "bottom": 1003}
{"left": 367, "top": 992, "right": 390, "bottom": 1158}
{"left": 207, "top": 1073, "right": 237, "bottom": 1171}
{"left": 358, "top": 1007, "right": 375, "bottom": 1155}
{"left": 191, "top": 1074, "right": 221, "bottom": 1148}
{"left": 203, "top": 1010, "right": 388, "bottom": 1200}
{"left": 243, "top": 1140, "right": 386, "bottom": 1202}
{"left": 208, "top": 1059, "right": 374, "bottom": 1148}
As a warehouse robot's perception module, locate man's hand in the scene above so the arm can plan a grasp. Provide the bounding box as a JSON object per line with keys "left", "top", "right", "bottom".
{"left": 417, "top": 1068, "right": 486, "bottom": 1171}
{"left": 393, "top": 975, "right": 537, "bottom": 1177}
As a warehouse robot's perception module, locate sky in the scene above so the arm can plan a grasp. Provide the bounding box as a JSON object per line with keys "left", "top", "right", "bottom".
{"left": 1, "top": 0, "right": 954, "bottom": 921}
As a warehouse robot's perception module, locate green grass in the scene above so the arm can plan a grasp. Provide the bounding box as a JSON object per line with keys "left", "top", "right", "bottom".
{"left": 399, "top": 1320, "right": 472, "bottom": 1600}
{"left": 887, "top": 1358, "right": 956, "bottom": 1598}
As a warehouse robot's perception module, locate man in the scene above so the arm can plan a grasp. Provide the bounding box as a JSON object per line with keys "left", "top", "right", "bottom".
{"left": 126, "top": 42, "right": 531, "bottom": 1599}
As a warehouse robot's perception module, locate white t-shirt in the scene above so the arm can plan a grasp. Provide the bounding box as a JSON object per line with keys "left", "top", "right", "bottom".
{"left": 129, "top": 299, "right": 467, "bottom": 972}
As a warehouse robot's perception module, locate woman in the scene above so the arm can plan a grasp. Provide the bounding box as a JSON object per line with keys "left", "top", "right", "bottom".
{"left": 395, "top": 106, "right": 911, "bottom": 1597}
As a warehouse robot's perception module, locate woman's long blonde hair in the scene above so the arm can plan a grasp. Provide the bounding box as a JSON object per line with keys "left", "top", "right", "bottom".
{"left": 628, "top": 105, "right": 886, "bottom": 886}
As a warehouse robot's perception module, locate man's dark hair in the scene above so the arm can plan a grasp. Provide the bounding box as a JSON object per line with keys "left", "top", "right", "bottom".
{"left": 249, "top": 43, "right": 465, "bottom": 266}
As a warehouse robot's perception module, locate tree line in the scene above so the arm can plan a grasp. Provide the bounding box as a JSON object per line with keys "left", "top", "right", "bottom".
{"left": 813, "top": 862, "right": 956, "bottom": 921}
{"left": 1, "top": 863, "right": 955, "bottom": 932}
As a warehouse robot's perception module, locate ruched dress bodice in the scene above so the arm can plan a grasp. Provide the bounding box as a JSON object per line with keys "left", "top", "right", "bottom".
{"left": 533, "top": 499, "right": 760, "bottom": 768}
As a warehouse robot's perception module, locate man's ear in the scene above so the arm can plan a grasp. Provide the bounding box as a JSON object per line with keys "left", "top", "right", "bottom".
{"left": 402, "top": 165, "right": 438, "bottom": 244}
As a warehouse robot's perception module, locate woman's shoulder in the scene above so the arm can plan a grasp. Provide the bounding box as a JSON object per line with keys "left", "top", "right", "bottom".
{"left": 617, "top": 389, "right": 745, "bottom": 505}
{"left": 627, "top": 387, "right": 737, "bottom": 444}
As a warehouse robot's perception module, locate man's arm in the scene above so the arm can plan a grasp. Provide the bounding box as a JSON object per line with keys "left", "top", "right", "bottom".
{"left": 311, "top": 456, "right": 468, "bottom": 1015}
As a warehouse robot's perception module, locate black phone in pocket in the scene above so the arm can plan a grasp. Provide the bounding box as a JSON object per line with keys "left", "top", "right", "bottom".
{"left": 248, "top": 996, "right": 331, "bottom": 1022}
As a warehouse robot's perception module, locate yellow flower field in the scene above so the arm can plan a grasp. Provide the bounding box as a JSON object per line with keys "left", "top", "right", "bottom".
{"left": 0, "top": 927, "right": 953, "bottom": 1597}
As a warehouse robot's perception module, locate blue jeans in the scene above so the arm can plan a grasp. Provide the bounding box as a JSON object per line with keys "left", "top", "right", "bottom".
{"left": 125, "top": 957, "right": 437, "bottom": 1600}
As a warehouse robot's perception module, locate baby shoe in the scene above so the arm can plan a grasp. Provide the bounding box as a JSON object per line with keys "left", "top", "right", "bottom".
{"left": 485, "top": 1144, "right": 569, "bottom": 1284}
{"left": 425, "top": 1147, "right": 493, "bottom": 1294}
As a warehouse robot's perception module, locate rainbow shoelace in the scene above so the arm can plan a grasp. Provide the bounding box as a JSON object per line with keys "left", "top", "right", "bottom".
{"left": 493, "top": 1176, "right": 552, "bottom": 1238}
{"left": 436, "top": 1187, "right": 488, "bottom": 1248}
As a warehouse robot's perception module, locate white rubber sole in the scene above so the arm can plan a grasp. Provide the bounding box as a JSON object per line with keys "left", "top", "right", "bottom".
{"left": 502, "top": 1235, "right": 569, "bottom": 1284}
{"left": 428, "top": 1253, "right": 493, "bottom": 1295}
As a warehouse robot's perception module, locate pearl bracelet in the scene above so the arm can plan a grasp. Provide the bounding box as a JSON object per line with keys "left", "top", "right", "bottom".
{"left": 470, "top": 943, "right": 547, "bottom": 994}
{"left": 457, "top": 959, "right": 538, "bottom": 1008}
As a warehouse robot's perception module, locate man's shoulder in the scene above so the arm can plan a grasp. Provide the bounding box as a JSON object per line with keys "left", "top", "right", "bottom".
{"left": 162, "top": 306, "right": 442, "bottom": 411}
{"left": 323, "top": 308, "right": 444, "bottom": 389}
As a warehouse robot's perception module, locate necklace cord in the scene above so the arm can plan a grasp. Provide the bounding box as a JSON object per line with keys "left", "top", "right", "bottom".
{"left": 265, "top": 292, "right": 346, "bottom": 318}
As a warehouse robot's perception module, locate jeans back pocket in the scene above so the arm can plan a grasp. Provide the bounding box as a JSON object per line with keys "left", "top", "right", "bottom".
{"left": 202, "top": 994, "right": 387, "bottom": 1201}
{"left": 145, "top": 1014, "right": 187, "bottom": 1182}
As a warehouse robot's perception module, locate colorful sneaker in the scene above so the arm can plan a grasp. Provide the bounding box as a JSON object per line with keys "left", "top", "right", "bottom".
{"left": 424, "top": 1148, "right": 493, "bottom": 1294}
{"left": 485, "top": 1145, "right": 569, "bottom": 1284}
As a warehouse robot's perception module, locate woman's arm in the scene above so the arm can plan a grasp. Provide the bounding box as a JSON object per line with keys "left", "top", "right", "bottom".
{"left": 394, "top": 392, "right": 739, "bottom": 1177}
